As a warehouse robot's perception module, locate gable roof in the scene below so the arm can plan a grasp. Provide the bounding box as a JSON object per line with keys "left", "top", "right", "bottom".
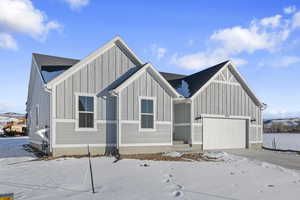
{"left": 46, "top": 36, "right": 143, "bottom": 88}
{"left": 32, "top": 53, "right": 80, "bottom": 83}
{"left": 111, "top": 63, "right": 182, "bottom": 98}
{"left": 33, "top": 53, "right": 79, "bottom": 69}
{"left": 160, "top": 72, "right": 187, "bottom": 81}
{"left": 168, "top": 60, "right": 229, "bottom": 98}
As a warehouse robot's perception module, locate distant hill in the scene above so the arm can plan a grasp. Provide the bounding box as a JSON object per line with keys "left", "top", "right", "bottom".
{"left": 264, "top": 118, "right": 300, "bottom": 133}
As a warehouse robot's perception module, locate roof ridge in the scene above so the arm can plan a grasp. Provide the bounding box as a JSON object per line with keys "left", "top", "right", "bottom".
{"left": 32, "top": 53, "right": 80, "bottom": 61}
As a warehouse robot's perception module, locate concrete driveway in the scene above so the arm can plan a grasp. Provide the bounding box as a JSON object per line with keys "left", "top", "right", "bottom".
{"left": 225, "top": 149, "right": 300, "bottom": 170}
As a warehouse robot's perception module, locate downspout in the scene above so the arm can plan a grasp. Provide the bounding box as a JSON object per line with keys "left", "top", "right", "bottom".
{"left": 110, "top": 90, "right": 120, "bottom": 155}
{"left": 43, "top": 85, "right": 52, "bottom": 154}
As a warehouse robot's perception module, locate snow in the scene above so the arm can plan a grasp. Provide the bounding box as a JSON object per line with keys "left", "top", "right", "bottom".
{"left": 41, "top": 69, "right": 66, "bottom": 83}
{"left": 1, "top": 137, "right": 300, "bottom": 200}
{"left": 175, "top": 80, "right": 190, "bottom": 97}
{"left": 264, "top": 133, "right": 300, "bottom": 151}
{"left": 163, "top": 152, "right": 183, "bottom": 157}
{"left": 264, "top": 118, "right": 300, "bottom": 127}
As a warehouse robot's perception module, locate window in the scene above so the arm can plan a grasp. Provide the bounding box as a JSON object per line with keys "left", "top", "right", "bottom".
{"left": 140, "top": 98, "right": 155, "bottom": 129}
{"left": 78, "top": 96, "right": 94, "bottom": 128}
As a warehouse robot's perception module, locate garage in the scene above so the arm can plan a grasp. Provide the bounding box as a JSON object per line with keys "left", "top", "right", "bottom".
{"left": 203, "top": 118, "right": 247, "bottom": 150}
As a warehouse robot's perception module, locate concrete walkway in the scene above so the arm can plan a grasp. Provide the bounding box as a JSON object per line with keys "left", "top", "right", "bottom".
{"left": 225, "top": 149, "right": 300, "bottom": 170}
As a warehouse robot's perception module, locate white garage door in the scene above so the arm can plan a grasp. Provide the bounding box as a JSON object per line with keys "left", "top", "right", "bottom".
{"left": 203, "top": 118, "right": 246, "bottom": 150}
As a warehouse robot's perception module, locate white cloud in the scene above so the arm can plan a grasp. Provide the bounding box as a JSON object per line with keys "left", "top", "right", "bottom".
{"left": 259, "top": 56, "right": 300, "bottom": 68}
{"left": 64, "top": 0, "right": 89, "bottom": 10}
{"left": 172, "top": 9, "right": 297, "bottom": 70}
{"left": 187, "top": 39, "right": 195, "bottom": 46}
{"left": 0, "top": 33, "right": 18, "bottom": 50}
{"left": 0, "top": 0, "right": 61, "bottom": 41}
{"left": 284, "top": 5, "right": 296, "bottom": 14}
{"left": 292, "top": 11, "right": 300, "bottom": 29}
{"left": 260, "top": 15, "right": 282, "bottom": 28}
{"left": 151, "top": 44, "right": 167, "bottom": 60}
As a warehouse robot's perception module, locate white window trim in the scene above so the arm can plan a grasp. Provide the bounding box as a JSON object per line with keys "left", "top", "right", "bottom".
{"left": 35, "top": 104, "right": 39, "bottom": 129}
{"left": 139, "top": 96, "right": 156, "bottom": 132}
{"left": 75, "top": 93, "right": 97, "bottom": 132}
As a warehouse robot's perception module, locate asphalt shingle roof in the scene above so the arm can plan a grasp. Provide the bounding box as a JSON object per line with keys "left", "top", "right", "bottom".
{"left": 33, "top": 53, "right": 80, "bottom": 83}
{"left": 159, "top": 72, "right": 187, "bottom": 81}
{"left": 32, "top": 52, "right": 229, "bottom": 98}
{"left": 167, "top": 60, "right": 229, "bottom": 97}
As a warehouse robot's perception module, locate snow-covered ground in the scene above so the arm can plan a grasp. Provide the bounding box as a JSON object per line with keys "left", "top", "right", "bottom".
{"left": 1, "top": 137, "right": 300, "bottom": 200}
{"left": 264, "top": 133, "right": 300, "bottom": 151}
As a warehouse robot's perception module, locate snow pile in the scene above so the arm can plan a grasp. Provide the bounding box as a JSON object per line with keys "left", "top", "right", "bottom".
{"left": 176, "top": 80, "right": 190, "bottom": 97}
{"left": 163, "top": 152, "right": 183, "bottom": 157}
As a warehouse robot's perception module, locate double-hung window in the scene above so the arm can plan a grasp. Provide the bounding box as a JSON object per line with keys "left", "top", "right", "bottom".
{"left": 78, "top": 96, "right": 95, "bottom": 129}
{"left": 140, "top": 98, "right": 155, "bottom": 130}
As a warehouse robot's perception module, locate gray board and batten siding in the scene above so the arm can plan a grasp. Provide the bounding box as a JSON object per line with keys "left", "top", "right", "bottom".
{"left": 191, "top": 65, "right": 262, "bottom": 144}
{"left": 119, "top": 67, "right": 173, "bottom": 145}
{"left": 54, "top": 45, "right": 140, "bottom": 145}
{"left": 27, "top": 58, "right": 51, "bottom": 146}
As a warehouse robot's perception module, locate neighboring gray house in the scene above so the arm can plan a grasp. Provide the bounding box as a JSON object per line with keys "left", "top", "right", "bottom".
{"left": 26, "top": 36, "right": 265, "bottom": 156}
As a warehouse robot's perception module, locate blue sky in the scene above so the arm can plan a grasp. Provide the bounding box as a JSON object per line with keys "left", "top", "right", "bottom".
{"left": 0, "top": 0, "right": 300, "bottom": 118}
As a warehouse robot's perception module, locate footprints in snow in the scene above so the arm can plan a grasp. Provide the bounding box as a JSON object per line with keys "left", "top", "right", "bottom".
{"left": 163, "top": 173, "right": 184, "bottom": 198}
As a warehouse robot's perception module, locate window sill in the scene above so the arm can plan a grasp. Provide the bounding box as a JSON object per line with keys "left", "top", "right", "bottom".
{"left": 139, "top": 128, "right": 156, "bottom": 132}
{"left": 75, "top": 128, "right": 98, "bottom": 132}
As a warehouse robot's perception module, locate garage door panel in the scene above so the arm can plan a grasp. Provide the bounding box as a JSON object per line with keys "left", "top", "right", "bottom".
{"left": 203, "top": 118, "right": 246, "bottom": 150}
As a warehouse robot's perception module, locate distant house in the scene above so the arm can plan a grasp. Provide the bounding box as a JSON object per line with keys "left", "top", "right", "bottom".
{"left": 26, "top": 36, "right": 264, "bottom": 156}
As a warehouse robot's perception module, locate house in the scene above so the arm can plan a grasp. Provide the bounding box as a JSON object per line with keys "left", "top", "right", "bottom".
{"left": 26, "top": 36, "right": 264, "bottom": 156}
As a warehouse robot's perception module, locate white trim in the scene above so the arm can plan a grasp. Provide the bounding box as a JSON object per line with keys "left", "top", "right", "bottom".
{"left": 156, "top": 121, "right": 172, "bottom": 125}
{"left": 249, "top": 141, "right": 263, "bottom": 144}
{"left": 55, "top": 119, "right": 76, "bottom": 123}
{"left": 228, "top": 73, "right": 234, "bottom": 82}
{"left": 97, "top": 120, "right": 117, "bottom": 124}
{"left": 171, "top": 98, "right": 173, "bottom": 145}
{"left": 220, "top": 71, "right": 226, "bottom": 81}
{"left": 200, "top": 114, "right": 251, "bottom": 120}
{"left": 249, "top": 124, "right": 262, "bottom": 127}
{"left": 120, "top": 143, "right": 172, "bottom": 147}
{"left": 52, "top": 86, "right": 56, "bottom": 148}
{"left": 192, "top": 142, "right": 203, "bottom": 145}
{"left": 211, "top": 80, "right": 240, "bottom": 86}
{"left": 54, "top": 119, "right": 117, "bottom": 124}
{"left": 47, "top": 36, "right": 143, "bottom": 88}
{"left": 53, "top": 144, "right": 116, "bottom": 148}
{"left": 119, "top": 120, "right": 171, "bottom": 125}
{"left": 173, "top": 98, "right": 192, "bottom": 104}
{"left": 192, "top": 123, "right": 202, "bottom": 126}
{"left": 117, "top": 93, "right": 121, "bottom": 148}
{"left": 139, "top": 96, "right": 156, "bottom": 132}
{"left": 121, "top": 120, "right": 139, "bottom": 124}
{"left": 174, "top": 123, "right": 191, "bottom": 127}
{"left": 75, "top": 93, "right": 97, "bottom": 132}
